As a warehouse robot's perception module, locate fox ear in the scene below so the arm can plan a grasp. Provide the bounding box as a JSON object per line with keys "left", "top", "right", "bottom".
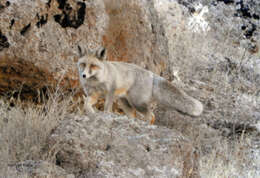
{"left": 96, "top": 47, "right": 106, "bottom": 61}
{"left": 78, "top": 45, "right": 86, "bottom": 58}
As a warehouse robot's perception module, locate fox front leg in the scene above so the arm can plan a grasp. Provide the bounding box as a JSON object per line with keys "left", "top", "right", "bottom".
{"left": 138, "top": 104, "right": 156, "bottom": 125}
{"left": 118, "top": 98, "right": 137, "bottom": 118}
{"left": 104, "top": 91, "right": 114, "bottom": 112}
{"left": 84, "top": 92, "right": 100, "bottom": 113}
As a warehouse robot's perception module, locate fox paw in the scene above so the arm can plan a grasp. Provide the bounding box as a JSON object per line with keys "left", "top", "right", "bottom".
{"left": 149, "top": 114, "right": 156, "bottom": 125}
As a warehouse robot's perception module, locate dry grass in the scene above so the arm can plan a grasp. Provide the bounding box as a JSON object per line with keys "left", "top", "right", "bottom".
{"left": 0, "top": 89, "right": 77, "bottom": 177}
{"left": 199, "top": 134, "right": 259, "bottom": 177}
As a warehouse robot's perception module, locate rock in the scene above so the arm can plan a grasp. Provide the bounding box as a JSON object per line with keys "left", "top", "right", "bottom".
{"left": 7, "top": 160, "right": 74, "bottom": 178}
{"left": 0, "top": 0, "right": 170, "bottom": 101}
{"left": 47, "top": 113, "right": 200, "bottom": 177}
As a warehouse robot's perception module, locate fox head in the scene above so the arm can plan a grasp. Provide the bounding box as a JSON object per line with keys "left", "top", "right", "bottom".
{"left": 77, "top": 47, "right": 106, "bottom": 83}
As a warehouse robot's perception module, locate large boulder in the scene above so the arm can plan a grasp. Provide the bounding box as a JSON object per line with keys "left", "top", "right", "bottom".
{"left": 0, "top": 0, "right": 169, "bottom": 100}
{"left": 47, "top": 112, "right": 200, "bottom": 177}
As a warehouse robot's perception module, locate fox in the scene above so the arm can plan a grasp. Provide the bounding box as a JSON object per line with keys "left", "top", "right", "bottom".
{"left": 77, "top": 47, "right": 203, "bottom": 124}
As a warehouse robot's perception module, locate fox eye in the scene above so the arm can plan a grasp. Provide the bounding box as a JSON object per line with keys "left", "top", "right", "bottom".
{"left": 90, "top": 64, "right": 100, "bottom": 70}
{"left": 79, "top": 63, "right": 86, "bottom": 70}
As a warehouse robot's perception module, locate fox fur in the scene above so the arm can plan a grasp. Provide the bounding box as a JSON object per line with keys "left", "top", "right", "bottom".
{"left": 77, "top": 47, "right": 203, "bottom": 124}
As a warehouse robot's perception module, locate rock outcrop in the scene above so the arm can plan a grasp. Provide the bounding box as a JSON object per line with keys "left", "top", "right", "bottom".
{"left": 47, "top": 112, "right": 200, "bottom": 177}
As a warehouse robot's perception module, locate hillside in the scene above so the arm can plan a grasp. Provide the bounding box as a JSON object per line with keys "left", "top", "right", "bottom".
{"left": 0, "top": 0, "right": 259, "bottom": 177}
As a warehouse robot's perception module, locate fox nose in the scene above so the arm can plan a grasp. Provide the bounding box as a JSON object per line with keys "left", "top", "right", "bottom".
{"left": 82, "top": 74, "right": 86, "bottom": 78}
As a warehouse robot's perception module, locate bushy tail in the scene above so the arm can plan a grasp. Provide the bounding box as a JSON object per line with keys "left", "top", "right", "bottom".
{"left": 152, "top": 75, "right": 203, "bottom": 116}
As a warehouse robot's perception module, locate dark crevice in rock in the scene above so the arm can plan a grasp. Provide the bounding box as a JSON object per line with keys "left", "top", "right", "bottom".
{"left": 36, "top": 13, "right": 48, "bottom": 28}
{"left": 176, "top": 0, "right": 195, "bottom": 13}
{"left": 151, "top": 24, "right": 155, "bottom": 34}
{"left": 216, "top": 0, "right": 234, "bottom": 5}
{"left": 56, "top": 155, "right": 62, "bottom": 166}
{"left": 20, "top": 23, "right": 31, "bottom": 36}
{"left": 241, "top": 24, "right": 247, "bottom": 30}
{"left": 0, "top": 31, "right": 9, "bottom": 51}
{"left": 46, "top": 0, "right": 52, "bottom": 8}
{"left": 145, "top": 145, "right": 150, "bottom": 152}
{"left": 10, "top": 19, "right": 15, "bottom": 29}
{"left": 252, "top": 13, "right": 259, "bottom": 20}
{"left": 57, "top": 0, "right": 67, "bottom": 9}
{"left": 105, "top": 144, "right": 111, "bottom": 151}
{"left": 53, "top": 0, "right": 86, "bottom": 29}
{"left": 244, "top": 22, "right": 256, "bottom": 39}
{"left": 9, "top": 102, "right": 15, "bottom": 108}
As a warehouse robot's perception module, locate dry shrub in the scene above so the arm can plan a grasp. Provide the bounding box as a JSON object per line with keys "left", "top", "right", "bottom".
{"left": 0, "top": 55, "right": 54, "bottom": 102}
{"left": 199, "top": 135, "right": 258, "bottom": 178}
{"left": 168, "top": 32, "right": 260, "bottom": 178}
{"left": 0, "top": 89, "right": 75, "bottom": 177}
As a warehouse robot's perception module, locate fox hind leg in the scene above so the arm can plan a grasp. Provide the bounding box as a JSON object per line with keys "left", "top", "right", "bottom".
{"left": 144, "top": 110, "right": 156, "bottom": 125}
{"left": 134, "top": 103, "right": 156, "bottom": 124}
{"left": 149, "top": 112, "right": 156, "bottom": 125}
{"left": 118, "top": 98, "right": 137, "bottom": 118}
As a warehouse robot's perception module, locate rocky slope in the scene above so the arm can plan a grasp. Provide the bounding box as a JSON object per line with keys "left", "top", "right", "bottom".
{"left": 153, "top": 0, "right": 260, "bottom": 133}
